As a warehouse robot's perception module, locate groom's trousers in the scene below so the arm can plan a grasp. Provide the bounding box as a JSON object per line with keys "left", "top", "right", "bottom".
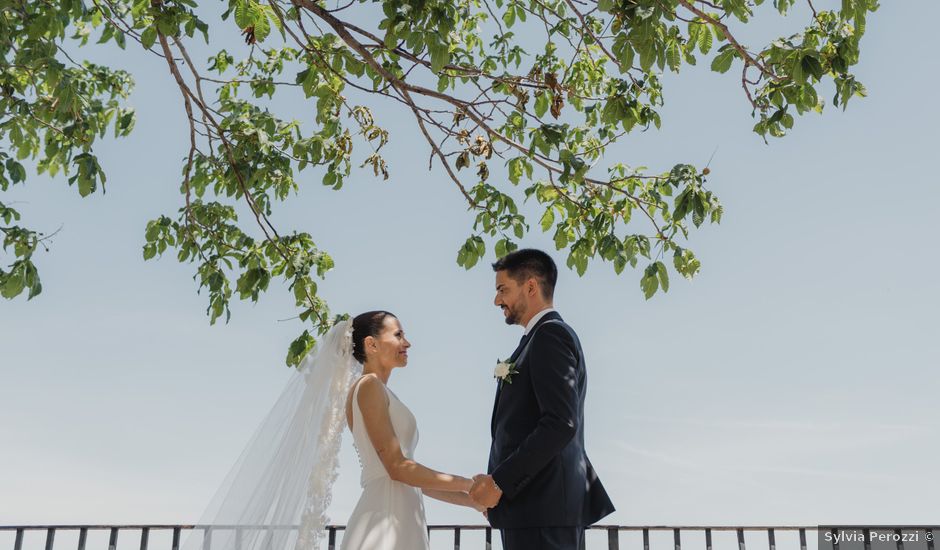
{"left": 499, "top": 527, "right": 586, "bottom": 550}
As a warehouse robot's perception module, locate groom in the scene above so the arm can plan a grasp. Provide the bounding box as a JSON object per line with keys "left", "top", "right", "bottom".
{"left": 469, "top": 248, "right": 615, "bottom": 550}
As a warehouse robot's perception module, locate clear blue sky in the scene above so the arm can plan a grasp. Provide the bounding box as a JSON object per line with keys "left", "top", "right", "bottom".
{"left": 2, "top": 1, "right": 938, "bottom": 546}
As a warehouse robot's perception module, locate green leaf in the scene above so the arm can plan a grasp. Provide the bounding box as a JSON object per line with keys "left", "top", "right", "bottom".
{"left": 2, "top": 266, "right": 26, "bottom": 299}
{"left": 673, "top": 247, "right": 702, "bottom": 279}
{"left": 503, "top": 4, "right": 517, "bottom": 27}
{"left": 247, "top": 3, "right": 271, "bottom": 42}
{"left": 801, "top": 54, "right": 825, "bottom": 81}
{"left": 457, "top": 236, "right": 483, "bottom": 268}
{"left": 234, "top": 0, "right": 253, "bottom": 28}
{"left": 698, "top": 26, "right": 714, "bottom": 54}
{"left": 507, "top": 157, "right": 525, "bottom": 184}
{"left": 428, "top": 41, "right": 450, "bottom": 73}
{"left": 5, "top": 160, "right": 26, "bottom": 184}
{"left": 539, "top": 124, "right": 567, "bottom": 147}
{"left": 711, "top": 47, "right": 735, "bottom": 73}
{"left": 655, "top": 260, "right": 669, "bottom": 293}
{"left": 141, "top": 27, "right": 157, "bottom": 49}
{"left": 639, "top": 42, "right": 656, "bottom": 72}
{"left": 612, "top": 35, "right": 635, "bottom": 71}
{"left": 666, "top": 42, "right": 681, "bottom": 72}
{"left": 535, "top": 92, "right": 549, "bottom": 118}
{"left": 495, "top": 237, "right": 515, "bottom": 258}
{"left": 640, "top": 263, "right": 659, "bottom": 299}
{"left": 553, "top": 225, "right": 570, "bottom": 249}
{"left": 286, "top": 330, "right": 316, "bottom": 367}
{"left": 539, "top": 208, "right": 555, "bottom": 232}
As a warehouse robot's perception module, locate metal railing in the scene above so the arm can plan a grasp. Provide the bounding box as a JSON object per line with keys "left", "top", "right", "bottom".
{"left": 0, "top": 524, "right": 844, "bottom": 550}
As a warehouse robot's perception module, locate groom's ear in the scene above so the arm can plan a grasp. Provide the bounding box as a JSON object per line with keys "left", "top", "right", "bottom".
{"left": 525, "top": 277, "right": 540, "bottom": 297}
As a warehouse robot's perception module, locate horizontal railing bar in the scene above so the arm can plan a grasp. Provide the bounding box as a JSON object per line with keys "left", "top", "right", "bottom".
{"left": 594, "top": 527, "right": 820, "bottom": 531}
{"left": 14, "top": 523, "right": 929, "bottom": 531}
{"left": 0, "top": 527, "right": 202, "bottom": 531}
{"left": 0, "top": 525, "right": 824, "bottom": 531}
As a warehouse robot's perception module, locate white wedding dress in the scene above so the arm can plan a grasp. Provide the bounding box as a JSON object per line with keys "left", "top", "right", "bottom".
{"left": 341, "top": 379, "right": 430, "bottom": 550}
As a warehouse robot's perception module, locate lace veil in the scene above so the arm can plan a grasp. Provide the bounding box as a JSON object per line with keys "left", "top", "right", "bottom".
{"left": 181, "top": 319, "right": 362, "bottom": 550}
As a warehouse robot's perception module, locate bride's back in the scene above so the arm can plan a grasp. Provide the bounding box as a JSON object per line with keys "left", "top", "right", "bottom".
{"left": 346, "top": 376, "right": 420, "bottom": 488}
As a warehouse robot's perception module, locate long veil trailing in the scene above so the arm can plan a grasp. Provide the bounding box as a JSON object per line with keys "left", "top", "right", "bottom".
{"left": 182, "top": 319, "right": 362, "bottom": 550}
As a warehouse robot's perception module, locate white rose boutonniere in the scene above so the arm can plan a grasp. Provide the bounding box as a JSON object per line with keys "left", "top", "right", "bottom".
{"left": 494, "top": 359, "right": 520, "bottom": 384}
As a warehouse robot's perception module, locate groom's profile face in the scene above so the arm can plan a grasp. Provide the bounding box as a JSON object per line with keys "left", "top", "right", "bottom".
{"left": 494, "top": 270, "right": 529, "bottom": 326}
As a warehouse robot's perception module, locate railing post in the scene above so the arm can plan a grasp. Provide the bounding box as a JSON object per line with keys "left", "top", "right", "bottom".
{"left": 895, "top": 529, "right": 904, "bottom": 550}
{"left": 864, "top": 528, "right": 872, "bottom": 550}
{"left": 738, "top": 529, "right": 746, "bottom": 550}
{"left": 643, "top": 528, "right": 650, "bottom": 550}
{"left": 172, "top": 527, "right": 181, "bottom": 550}
{"left": 799, "top": 529, "right": 806, "bottom": 550}
{"left": 45, "top": 527, "right": 56, "bottom": 550}
{"left": 453, "top": 527, "right": 460, "bottom": 550}
{"left": 140, "top": 527, "right": 150, "bottom": 550}
{"left": 234, "top": 528, "right": 243, "bottom": 550}
{"left": 830, "top": 528, "right": 839, "bottom": 550}
{"left": 77, "top": 528, "right": 88, "bottom": 550}
{"left": 927, "top": 529, "right": 934, "bottom": 550}
{"left": 706, "top": 529, "right": 713, "bottom": 550}
{"left": 485, "top": 527, "right": 492, "bottom": 550}
{"left": 108, "top": 528, "right": 119, "bottom": 550}
{"left": 674, "top": 529, "right": 681, "bottom": 550}
{"left": 202, "top": 528, "right": 211, "bottom": 550}
{"left": 327, "top": 527, "right": 336, "bottom": 550}
{"left": 768, "top": 528, "right": 776, "bottom": 550}
{"left": 608, "top": 527, "right": 620, "bottom": 550}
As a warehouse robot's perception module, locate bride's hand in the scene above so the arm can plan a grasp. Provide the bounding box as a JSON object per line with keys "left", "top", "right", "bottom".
{"left": 468, "top": 494, "right": 488, "bottom": 513}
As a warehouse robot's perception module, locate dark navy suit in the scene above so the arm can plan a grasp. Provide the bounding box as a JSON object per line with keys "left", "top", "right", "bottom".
{"left": 488, "top": 311, "right": 614, "bottom": 549}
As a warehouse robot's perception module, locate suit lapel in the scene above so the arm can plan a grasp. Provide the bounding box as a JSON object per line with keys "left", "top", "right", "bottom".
{"left": 489, "top": 311, "right": 564, "bottom": 436}
{"left": 491, "top": 334, "right": 527, "bottom": 436}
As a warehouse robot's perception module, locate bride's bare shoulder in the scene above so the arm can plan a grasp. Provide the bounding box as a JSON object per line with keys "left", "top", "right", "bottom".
{"left": 355, "top": 374, "right": 388, "bottom": 406}
{"left": 346, "top": 374, "right": 385, "bottom": 429}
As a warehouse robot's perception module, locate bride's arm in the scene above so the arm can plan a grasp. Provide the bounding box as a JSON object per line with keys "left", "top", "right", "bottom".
{"left": 357, "top": 376, "right": 472, "bottom": 493}
{"left": 422, "top": 489, "right": 487, "bottom": 511}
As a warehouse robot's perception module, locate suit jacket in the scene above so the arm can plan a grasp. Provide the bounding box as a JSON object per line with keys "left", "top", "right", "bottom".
{"left": 487, "top": 311, "right": 615, "bottom": 528}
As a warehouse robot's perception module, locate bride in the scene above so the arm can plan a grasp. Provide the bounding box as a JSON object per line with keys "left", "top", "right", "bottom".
{"left": 341, "top": 310, "right": 483, "bottom": 548}
{"left": 182, "top": 310, "right": 483, "bottom": 550}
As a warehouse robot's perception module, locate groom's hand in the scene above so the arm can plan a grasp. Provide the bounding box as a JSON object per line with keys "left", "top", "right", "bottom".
{"left": 469, "top": 474, "right": 502, "bottom": 508}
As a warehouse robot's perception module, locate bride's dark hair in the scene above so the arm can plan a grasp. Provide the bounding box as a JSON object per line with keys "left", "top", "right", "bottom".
{"left": 351, "top": 310, "right": 397, "bottom": 363}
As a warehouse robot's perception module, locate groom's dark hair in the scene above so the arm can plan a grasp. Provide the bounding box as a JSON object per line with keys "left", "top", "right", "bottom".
{"left": 492, "top": 248, "right": 557, "bottom": 300}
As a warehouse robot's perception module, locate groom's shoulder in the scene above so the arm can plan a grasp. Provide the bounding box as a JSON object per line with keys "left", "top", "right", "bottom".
{"left": 533, "top": 317, "right": 578, "bottom": 346}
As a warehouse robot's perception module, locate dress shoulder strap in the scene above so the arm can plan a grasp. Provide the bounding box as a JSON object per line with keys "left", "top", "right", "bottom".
{"left": 349, "top": 375, "right": 371, "bottom": 432}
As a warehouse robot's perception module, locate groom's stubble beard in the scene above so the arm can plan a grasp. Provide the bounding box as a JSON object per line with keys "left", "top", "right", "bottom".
{"left": 503, "top": 301, "right": 526, "bottom": 326}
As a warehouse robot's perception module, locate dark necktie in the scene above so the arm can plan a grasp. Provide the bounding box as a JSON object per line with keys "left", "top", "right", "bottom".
{"left": 508, "top": 332, "right": 530, "bottom": 363}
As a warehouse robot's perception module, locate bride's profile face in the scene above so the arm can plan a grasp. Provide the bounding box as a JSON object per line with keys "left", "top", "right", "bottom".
{"left": 366, "top": 316, "right": 411, "bottom": 368}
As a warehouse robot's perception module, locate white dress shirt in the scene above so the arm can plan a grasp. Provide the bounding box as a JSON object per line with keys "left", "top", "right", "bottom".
{"left": 523, "top": 307, "right": 556, "bottom": 335}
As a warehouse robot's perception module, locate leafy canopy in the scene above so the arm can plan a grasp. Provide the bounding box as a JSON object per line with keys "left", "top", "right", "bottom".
{"left": 0, "top": 0, "right": 878, "bottom": 364}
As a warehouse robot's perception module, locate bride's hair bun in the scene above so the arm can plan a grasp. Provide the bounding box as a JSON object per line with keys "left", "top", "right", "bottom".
{"left": 351, "top": 310, "right": 396, "bottom": 363}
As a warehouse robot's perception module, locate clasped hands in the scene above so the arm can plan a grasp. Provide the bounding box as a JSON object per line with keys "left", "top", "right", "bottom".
{"left": 468, "top": 473, "right": 502, "bottom": 511}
